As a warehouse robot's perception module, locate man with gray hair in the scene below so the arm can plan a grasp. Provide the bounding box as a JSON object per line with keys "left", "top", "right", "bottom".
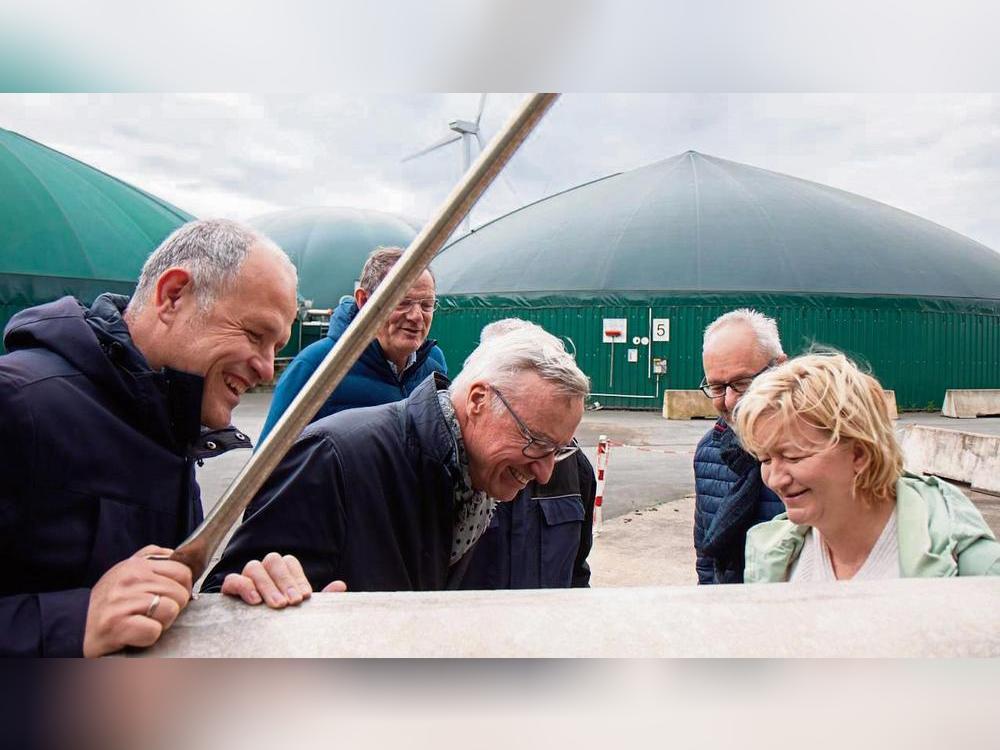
{"left": 460, "top": 319, "right": 596, "bottom": 589}
{"left": 0, "top": 218, "right": 303, "bottom": 657}
{"left": 203, "top": 320, "right": 589, "bottom": 592}
{"left": 694, "top": 308, "right": 787, "bottom": 584}
{"left": 257, "top": 246, "right": 447, "bottom": 443}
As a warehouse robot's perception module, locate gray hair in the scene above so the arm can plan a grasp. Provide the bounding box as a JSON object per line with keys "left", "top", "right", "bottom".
{"left": 358, "top": 246, "right": 435, "bottom": 295}
{"left": 452, "top": 320, "right": 590, "bottom": 403}
{"left": 479, "top": 317, "right": 545, "bottom": 342}
{"left": 703, "top": 308, "right": 784, "bottom": 359}
{"left": 130, "top": 218, "right": 296, "bottom": 313}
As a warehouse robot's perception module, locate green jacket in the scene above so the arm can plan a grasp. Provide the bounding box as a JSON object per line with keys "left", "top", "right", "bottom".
{"left": 744, "top": 472, "right": 1000, "bottom": 582}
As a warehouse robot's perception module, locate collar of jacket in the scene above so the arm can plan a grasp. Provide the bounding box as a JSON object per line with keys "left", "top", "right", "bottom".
{"left": 742, "top": 512, "right": 807, "bottom": 582}
{"left": 404, "top": 371, "right": 461, "bottom": 481}
{"left": 91, "top": 295, "right": 207, "bottom": 454}
{"left": 190, "top": 425, "right": 254, "bottom": 460}
{"left": 328, "top": 296, "right": 438, "bottom": 378}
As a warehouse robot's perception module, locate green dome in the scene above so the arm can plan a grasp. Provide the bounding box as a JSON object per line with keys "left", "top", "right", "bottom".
{"left": 250, "top": 207, "right": 418, "bottom": 308}
{"left": 435, "top": 151, "right": 1000, "bottom": 302}
{"left": 0, "top": 128, "right": 194, "bottom": 341}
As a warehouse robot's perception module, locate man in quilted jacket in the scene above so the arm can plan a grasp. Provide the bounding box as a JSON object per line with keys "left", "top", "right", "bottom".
{"left": 693, "top": 309, "right": 786, "bottom": 584}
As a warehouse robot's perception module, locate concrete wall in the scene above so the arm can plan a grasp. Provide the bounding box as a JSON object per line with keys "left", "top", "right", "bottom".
{"left": 663, "top": 390, "right": 897, "bottom": 420}
{"left": 942, "top": 389, "right": 1000, "bottom": 418}
{"left": 137, "top": 578, "right": 1000, "bottom": 657}
{"left": 662, "top": 390, "right": 717, "bottom": 419}
{"left": 899, "top": 424, "right": 1000, "bottom": 494}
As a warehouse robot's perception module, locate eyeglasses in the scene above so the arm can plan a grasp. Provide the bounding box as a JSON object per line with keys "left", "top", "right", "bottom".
{"left": 699, "top": 361, "right": 775, "bottom": 399}
{"left": 490, "top": 385, "right": 579, "bottom": 462}
{"left": 394, "top": 297, "right": 439, "bottom": 314}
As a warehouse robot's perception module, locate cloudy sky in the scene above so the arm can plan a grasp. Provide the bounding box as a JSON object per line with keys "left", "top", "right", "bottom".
{"left": 2, "top": 93, "right": 999, "bottom": 253}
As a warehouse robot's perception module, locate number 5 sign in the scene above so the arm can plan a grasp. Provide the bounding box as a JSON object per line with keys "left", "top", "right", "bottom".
{"left": 652, "top": 318, "right": 670, "bottom": 342}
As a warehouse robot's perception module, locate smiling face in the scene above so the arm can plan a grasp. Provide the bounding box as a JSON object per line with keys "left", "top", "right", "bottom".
{"left": 357, "top": 270, "right": 436, "bottom": 371}
{"left": 756, "top": 413, "right": 865, "bottom": 531}
{"left": 702, "top": 323, "right": 774, "bottom": 422}
{"left": 165, "top": 245, "right": 298, "bottom": 428}
{"left": 458, "top": 372, "right": 584, "bottom": 501}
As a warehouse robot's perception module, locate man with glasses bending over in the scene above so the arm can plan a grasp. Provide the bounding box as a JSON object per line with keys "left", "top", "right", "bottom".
{"left": 694, "top": 309, "right": 787, "bottom": 584}
{"left": 203, "top": 321, "right": 589, "bottom": 593}
{"left": 257, "top": 246, "right": 447, "bottom": 444}
{"left": 460, "top": 320, "right": 596, "bottom": 590}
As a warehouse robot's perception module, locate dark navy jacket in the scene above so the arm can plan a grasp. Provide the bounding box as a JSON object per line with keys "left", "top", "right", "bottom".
{"left": 258, "top": 297, "right": 447, "bottom": 443}
{"left": 693, "top": 419, "right": 784, "bottom": 584}
{"left": 0, "top": 295, "right": 226, "bottom": 656}
{"left": 460, "top": 451, "right": 595, "bottom": 589}
{"left": 204, "top": 373, "right": 476, "bottom": 593}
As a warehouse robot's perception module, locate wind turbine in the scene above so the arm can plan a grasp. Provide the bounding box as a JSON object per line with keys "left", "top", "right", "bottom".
{"left": 403, "top": 94, "right": 518, "bottom": 235}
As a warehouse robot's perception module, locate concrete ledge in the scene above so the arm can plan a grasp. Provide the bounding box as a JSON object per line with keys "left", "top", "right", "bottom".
{"left": 942, "top": 389, "right": 1000, "bottom": 418}
{"left": 883, "top": 390, "right": 898, "bottom": 420}
{"left": 137, "top": 578, "right": 1000, "bottom": 657}
{"left": 662, "top": 390, "right": 717, "bottom": 420}
{"left": 662, "top": 390, "right": 895, "bottom": 420}
{"left": 898, "top": 424, "right": 1000, "bottom": 494}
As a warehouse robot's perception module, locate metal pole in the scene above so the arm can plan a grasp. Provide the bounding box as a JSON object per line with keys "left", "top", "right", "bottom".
{"left": 462, "top": 132, "right": 472, "bottom": 235}
{"left": 167, "top": 94, "right": 560, "bottom": 581}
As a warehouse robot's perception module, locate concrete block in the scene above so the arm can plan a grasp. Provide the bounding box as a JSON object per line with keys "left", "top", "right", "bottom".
{"left": 883, "top": 390, "right": 898, "bottom": 420}
{"left": 898, "top": 424, "right": 1000, "bottom": 494}
{"left": 662, "top": 390, "right": 717, "bottom": 420}
{"left": 942, "top": 389, "right": 1000, "bottom": 418}
{"left": 136, "top": 578, "right": 1000, "bottom": 657}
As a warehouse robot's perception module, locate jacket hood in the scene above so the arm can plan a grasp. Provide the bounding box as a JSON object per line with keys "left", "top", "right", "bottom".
{"left": 4, "top": 294, "right": 141, "bottom": 395}
{"left": 4, "top": 294, "right": 204, "bottom": 451}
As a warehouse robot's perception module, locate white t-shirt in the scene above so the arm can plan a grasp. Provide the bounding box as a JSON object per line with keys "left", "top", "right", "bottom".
{"left": 788, "top": 509, "right": 900, "bottom": 582}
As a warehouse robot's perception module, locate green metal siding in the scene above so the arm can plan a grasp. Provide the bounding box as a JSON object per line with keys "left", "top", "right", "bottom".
{"left": 434, "top": 294, "right": 1000, "bottom": 411}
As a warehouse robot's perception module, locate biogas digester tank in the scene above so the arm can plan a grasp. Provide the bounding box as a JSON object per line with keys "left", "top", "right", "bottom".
{"left": 0, "top": 128, "right": 193, "bottom": 348}
{"left": 431, "top": 151, "right": 1000, "bottom": 409}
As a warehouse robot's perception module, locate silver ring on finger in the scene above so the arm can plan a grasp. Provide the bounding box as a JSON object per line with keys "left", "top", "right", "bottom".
{"left": 145, "top": 593, "right": 162, "bottom": 619}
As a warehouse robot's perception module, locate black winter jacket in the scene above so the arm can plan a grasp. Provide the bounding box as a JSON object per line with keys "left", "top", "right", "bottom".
{"left": 0, "top": 295, "right": 234, "bottom": 656}
{"left": 460, "top": 451, "right": 595, "bottom": 589}
{"left": 203, "top": 373, "right": 476, "bottom": 593}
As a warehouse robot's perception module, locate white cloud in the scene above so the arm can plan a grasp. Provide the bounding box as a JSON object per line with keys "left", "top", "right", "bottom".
{"left": 1, "top": 93, "right": 998, "bottom": 253}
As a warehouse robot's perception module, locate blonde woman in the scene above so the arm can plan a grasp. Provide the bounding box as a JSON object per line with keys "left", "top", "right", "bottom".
{"left": 731, "top": 351, "right": 1000, "bottom": 582}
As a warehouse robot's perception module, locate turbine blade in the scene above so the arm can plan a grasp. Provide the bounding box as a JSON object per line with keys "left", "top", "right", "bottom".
{"left": 401, "top": 133, "right": 462, "bottom": 162}
{"left": 475, "top": 126, "right": 517, "bottom": 201}
{"left": 502, "top": 173, "right": 521, "bottom": 202}
{"left": 475, "top": 93, "right": 487, "bottom": 127}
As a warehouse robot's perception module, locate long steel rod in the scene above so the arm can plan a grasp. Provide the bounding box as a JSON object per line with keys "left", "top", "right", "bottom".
{"left": 169, "top": 93, "right": 560, "bottom": 581}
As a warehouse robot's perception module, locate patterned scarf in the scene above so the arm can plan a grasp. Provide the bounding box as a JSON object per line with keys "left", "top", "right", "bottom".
{"left": 436, "top": 390, "right": 497, "bottom": 564}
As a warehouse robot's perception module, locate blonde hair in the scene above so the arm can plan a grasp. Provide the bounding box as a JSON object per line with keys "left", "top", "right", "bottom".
{"left": 731, "top": 350, "right": 903, "bottom": 506}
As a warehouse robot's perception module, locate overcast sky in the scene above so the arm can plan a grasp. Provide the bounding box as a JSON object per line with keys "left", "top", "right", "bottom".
{"left": 2, "top": 93, "right": 999, "bottom": 254}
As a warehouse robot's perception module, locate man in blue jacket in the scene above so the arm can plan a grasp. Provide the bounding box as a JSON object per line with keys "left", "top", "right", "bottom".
{"left": 0, "top": 219, "right": 306, "bottom": 657}
{"left": 459, "top": 319, "right": 596, "bottom": 590}
{"left": 694, "top": 309, "right": 787, "bottom": 584}
{"left": 258, "top": 246, "right": 447, "bottom": 444}
{"left": 204, "top": 323, "right": 590, "bottom": 594}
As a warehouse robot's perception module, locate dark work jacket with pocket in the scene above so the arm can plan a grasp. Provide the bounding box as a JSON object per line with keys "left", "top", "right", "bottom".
{"left": 0, "top": 295, "right": 247, "bottom": 657}
{"left": 460, "top": 450, "right": 596, "bottom": 589}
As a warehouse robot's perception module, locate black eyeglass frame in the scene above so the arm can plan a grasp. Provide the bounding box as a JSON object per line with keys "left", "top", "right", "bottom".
{"left": 699, "top": 360, "right": 776, "bottom": 399}
{"left": 489, "top": 385, "right": 579, "bottom": 462}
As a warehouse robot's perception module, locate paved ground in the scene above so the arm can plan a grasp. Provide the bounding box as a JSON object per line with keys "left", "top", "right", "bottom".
{"left": 197, "top": 396, "right": 1000, "bottom": 587}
